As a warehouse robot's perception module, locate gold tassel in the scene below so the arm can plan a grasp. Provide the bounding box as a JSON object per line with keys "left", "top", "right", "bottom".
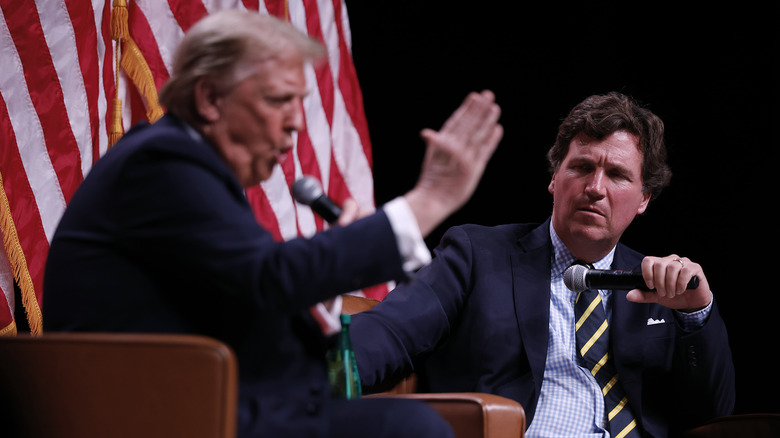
{"left": 110, "top": 0, "right": 128, "bottom": 41}
{"left": 0, "top": 171, "right": 43, "bottom": 336}
{"left": 107, "top": 0, "right": 128, "bottom": 148}
{"left": 108, "top": 97, "right": 124, "bottom": 147}
{"left": 107, "top": 0, "right": 164, "bottom": 148}
{"left": 121, "top": 39, "right": 164, "bottom": 122}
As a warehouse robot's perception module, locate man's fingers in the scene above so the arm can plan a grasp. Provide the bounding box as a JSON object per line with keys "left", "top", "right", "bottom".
{"left": 336, "top": 198, "right": 361, "bottom": 227}
{"left": 440, "top": 90, "right": 500, "bottom": 139}
{"left": 626, "top": 289, "right": 658, "bottom": 304}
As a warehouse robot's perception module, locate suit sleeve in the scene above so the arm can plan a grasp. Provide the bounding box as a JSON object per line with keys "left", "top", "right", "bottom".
{"left": 351, "top": 225, "right": 476, "bottom": 388}
{"left": 113, "top": 144, "right": 406, "bottom": 314}
{"left": 671, "top": 298, "right": 736, "bottom": 428}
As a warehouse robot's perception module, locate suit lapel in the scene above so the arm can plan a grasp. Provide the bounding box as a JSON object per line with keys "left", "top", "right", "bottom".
{"left": 610, "top": 245, "right": 646, "bottom": 368}
{"left": 511, "top": 219, "right": 553, "bottom": 395}
{"left": 610, "top": 245, "right": 647, "bottom": 416}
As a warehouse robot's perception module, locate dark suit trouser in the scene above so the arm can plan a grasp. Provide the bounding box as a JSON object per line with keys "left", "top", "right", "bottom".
{"left": 329, "top": 397, "right": 454, "bottom": 438}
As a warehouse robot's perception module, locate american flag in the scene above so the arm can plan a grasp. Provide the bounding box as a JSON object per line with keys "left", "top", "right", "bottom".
{"left": 0, "top": 0, "right": 388, "bottom": 336}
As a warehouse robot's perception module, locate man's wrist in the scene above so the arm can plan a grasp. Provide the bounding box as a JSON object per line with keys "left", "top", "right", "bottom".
{"left": 384, "top": 196, "right": 432, "bottom": 272}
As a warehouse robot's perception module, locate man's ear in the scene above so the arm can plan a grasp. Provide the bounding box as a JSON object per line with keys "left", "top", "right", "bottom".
{"left": 548, "top": 173, "right": 556, "bottom": 195}
{"left": 193, "top": 77, "right": 222, "bottom": 122}
{"left": 636, "top": 190, "right": 652, "bottom": 215}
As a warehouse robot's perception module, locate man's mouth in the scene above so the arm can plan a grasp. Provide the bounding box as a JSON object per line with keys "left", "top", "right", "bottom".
{"left": 276, "top": 148, "right": 291, "bottom": 165}
{"left": 577, "top": 205, "right": 604, "bottom": 217}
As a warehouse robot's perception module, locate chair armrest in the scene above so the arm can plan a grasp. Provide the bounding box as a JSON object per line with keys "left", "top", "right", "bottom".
{"left": 367, "top": 392, "right": 525, "bottom": 438}
{"left": 345, "top": 296, "right": 526, "bottom": 436}
{"left": 680, "top": 413, "right": 780, "bottom": 437}
{"left": 342, "top": 294, "right": 381, "bottom": 314}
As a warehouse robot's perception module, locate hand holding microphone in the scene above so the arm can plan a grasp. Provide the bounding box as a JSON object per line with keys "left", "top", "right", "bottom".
{"left": 564, "top": 255, "right": 713, "bottom": 312}
{"left": 292, "top": 176, "right": 363, "bottom": 226}
{"left": 292, "top": 176, "right": 342, "bottom": 223}
{"left": 563, "top": 264, "right": 699, "bottom": 293}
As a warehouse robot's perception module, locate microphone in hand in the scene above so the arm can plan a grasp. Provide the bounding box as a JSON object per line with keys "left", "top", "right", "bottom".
{"left": 563, "top": 264, "right": 699, "bottom": 293}
{"left": 292, "top": 176, "right": 342, "bottom": 224}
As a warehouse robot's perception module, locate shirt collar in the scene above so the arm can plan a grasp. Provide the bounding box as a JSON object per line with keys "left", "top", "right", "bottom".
{"left": 549, "top": 221, "right": 616, "bottom": 280}
{"left": 182, "top": 120, "right": 205, "bottom": 143}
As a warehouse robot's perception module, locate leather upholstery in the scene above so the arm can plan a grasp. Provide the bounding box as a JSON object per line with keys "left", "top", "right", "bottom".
{"left": 0, "top": 333, "right": 238, "bottom": 438}
{"left": 343, "top": 294, "right": 526, "bottom": 438}
{"left": 680, "top": 413, "right": 780, "bottom": 438}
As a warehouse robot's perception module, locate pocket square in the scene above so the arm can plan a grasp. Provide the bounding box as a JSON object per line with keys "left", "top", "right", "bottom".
{"left": 647, "top": 317, "right": 666, "bottom": 325}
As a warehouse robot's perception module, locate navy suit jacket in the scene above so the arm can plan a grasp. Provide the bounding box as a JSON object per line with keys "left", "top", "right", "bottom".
{"left": 352, "top": 220, "right": 735, "bottom": 437}
{"left": 43, "top": 115, "right": 408, "bottom": 437}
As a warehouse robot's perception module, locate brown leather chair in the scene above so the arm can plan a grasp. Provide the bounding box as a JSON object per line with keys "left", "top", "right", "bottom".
{"left": 679, "top": 413, "right": 780, "bottom": 437}
{"left": 0, "top": 333, "right": 237, "bottom": 438}
{"left": 342, "top": 295, "right": 526, "bottom": 438}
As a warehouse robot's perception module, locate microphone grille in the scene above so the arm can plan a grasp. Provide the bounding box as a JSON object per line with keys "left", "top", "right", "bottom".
{"left": 563, "top": 264, "right": 589, "bottom": 293}
{"left": 292, "top": 176, "right": 322, "bottom": 205}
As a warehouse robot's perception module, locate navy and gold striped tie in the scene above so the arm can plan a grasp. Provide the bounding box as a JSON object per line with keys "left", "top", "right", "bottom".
{"left": 574, "top": 263, "right": 641, "bottom": 438}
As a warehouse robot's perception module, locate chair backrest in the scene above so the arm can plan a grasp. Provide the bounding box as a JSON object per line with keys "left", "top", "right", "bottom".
{"left": 0, "top": 332, "right": 237, "bottom": 438}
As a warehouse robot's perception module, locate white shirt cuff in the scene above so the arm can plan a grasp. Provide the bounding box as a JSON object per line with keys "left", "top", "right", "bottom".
{"left": 675, "top": 293, "right": 713, "bottom": 332}
{"left": 310, "top": 296, "right": 343, "bottom": 336}
{"left": 383, "top": 196, "right": 432, "bottom": 272}
{"left": 312, "top": 197, "right": 430, "bottom": 336}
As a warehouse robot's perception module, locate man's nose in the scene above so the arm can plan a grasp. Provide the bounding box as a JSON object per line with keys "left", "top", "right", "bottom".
{"left": 287, "top": 100, "right": 305, "bottom": 132}
{"left": 584, "top": 170, "right": 606, "bottom": 198}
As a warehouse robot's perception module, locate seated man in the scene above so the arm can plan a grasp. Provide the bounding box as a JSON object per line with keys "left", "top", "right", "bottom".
{"left": 352, "top": 92, "right": 735, "bottom": 437}
{"left": 42, "top": 9, "right": 504, "bottom": 438}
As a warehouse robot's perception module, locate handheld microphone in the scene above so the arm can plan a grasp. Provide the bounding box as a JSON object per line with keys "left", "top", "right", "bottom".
{"left": 563, "top": 264, "right": 699, "bottom": 293}
{"left": 292, "top": 176, "right": 342, "bottom": 223}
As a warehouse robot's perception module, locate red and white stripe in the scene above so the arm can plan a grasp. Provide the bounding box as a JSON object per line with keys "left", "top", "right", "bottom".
{"left": 0, "top": 0, "right": 387, "bottom": 335}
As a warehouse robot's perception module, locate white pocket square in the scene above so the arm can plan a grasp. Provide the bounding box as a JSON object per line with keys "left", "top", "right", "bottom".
{"left": 647, "top": 317, "right": 666, "bottom": 325}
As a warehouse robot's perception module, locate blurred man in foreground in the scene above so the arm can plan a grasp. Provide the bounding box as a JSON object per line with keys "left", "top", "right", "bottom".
{"left": 43, "top": 9, "right": 503, "bottom": 438}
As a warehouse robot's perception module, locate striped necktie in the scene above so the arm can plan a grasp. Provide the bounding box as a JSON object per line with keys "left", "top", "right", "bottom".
{"left": 573, "top": 263, "right": 641, "bottom": 438}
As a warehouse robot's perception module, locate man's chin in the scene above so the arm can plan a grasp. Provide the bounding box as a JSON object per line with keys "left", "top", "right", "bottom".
{"left": 246, "top": 162, "right": 278, "bottom": 187}
{"left": 241, "top": 172, "right": 270, "bottom": 188}
{"left": 569, "top": 222, "right": 611, "bottom": 243}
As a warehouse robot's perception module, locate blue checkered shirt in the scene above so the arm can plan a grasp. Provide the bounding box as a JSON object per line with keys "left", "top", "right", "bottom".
{"left": 525, "top": 223, "right": 711, "bottom": 437}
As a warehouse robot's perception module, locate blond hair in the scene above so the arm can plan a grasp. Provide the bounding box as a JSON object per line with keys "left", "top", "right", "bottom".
{"left": 159, "top": 10, "right": 325, "bottom": 124}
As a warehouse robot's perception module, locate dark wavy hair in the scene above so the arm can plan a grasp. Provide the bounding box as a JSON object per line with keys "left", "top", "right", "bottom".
{"left": 546, "top": 92, "right": 672, "bottom": 200}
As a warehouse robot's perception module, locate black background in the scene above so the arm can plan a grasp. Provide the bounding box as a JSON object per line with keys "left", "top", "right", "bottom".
{"left": 345, "top": 1, "right": 778, "bottom": 415}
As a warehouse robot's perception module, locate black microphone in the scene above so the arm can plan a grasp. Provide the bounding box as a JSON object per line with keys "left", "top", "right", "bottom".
{"left": 563, "top": 264, "right": 699, "bottom": 293}
{"left": 292, "top": 176, "right": 342, "bottom": 223}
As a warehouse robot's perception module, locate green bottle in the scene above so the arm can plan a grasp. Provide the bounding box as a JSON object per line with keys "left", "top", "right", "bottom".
{"left": 327, "top": 313, "right": 362, "bottom": 398}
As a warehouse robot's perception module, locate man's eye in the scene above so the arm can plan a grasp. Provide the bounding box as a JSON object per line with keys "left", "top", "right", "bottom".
{"left": 608, "top": 170, "right": 630, "bottom": 181}
{"left": 572, "top": 164, "right": 592, "bottom": 173}
{"left": 266, "top": 96, "right": 292, "bottom": 106}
